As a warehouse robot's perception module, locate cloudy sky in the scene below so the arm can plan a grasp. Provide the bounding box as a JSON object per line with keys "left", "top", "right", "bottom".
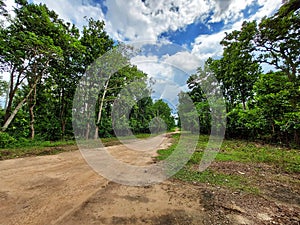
{"left": 5, "top": 0, "right": 283, "bottom": 107}
{"left": 24, "top": 0, "right": 282, "bottom": 58}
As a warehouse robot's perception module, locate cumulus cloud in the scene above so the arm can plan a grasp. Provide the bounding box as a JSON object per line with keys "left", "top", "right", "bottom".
{"left": 163, "top": 51, "right": 201, "bottom": 74}
{"left": 32, "top": 0, "right": 105, "bottom": 29}
{"left": 191, "top": 0, "right": 283, "bottom": 62}
{"left": 130, "top": 54, "right": 186, "bottom": 105}
{"left": 191, "top": 31, "right": 225, "bottom": 61}
{"left": 28, "top": 0, "right": 283, "bottom": 45}
{"left": 210, "top": 0, "right": 255, "bottom": 24}
{"left": 251, "top": 0, "right": 282, "bottom": 20}
{"left": 131, "top": 55, "right": 174, "bottom": 80}
{"left": 104, "top": 0, "right": 211, "bottom": 41}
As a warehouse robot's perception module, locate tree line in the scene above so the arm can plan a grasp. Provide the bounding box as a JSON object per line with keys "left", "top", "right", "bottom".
{"left": 178, "top": 0, "right": 300, "bottom": 147}
{"left": 0, "top": 0, "right": 175, "bottom": 146}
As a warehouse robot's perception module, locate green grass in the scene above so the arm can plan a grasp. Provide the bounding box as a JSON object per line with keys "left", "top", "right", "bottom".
{"left": 219, "top": 140, "right": 300, "bottom": 173}
{"left": 0, "top": 140, "right": 77, "bottom": 160}
{"left": 174, "top": 167, "right": 259, "bottom": 194}
{"left": 0, "top": 133, "right": 155, "bottom": 160}
{"left": 159, "top": 134, "right": 300, "bottom": 173}
{"left": 157, "top": 133, "right": 300, "bottom": 192}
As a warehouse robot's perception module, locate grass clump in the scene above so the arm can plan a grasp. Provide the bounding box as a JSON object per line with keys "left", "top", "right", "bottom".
{"left": 175, "top": 166, "right": 259, "bottom": 194}
{"left": 156, "top": 133, "right": 300, "bottom": 192}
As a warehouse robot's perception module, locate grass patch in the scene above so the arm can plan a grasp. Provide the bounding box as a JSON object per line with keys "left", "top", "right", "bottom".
{"left": 175, "top": 166, "right": 259, "bottom": 194}
{"left": 184, "top": 134, "right": 300, "bottom": 173}
{"left": 0, "top": 133, "right": 155, "bottom": 160}
{"left": 156, "top": 133, "right": 300, "bottom": 192}
{"left": 218, "top": 140, "right": 300, "bottom": 173}
{"left": 0, "top": 140, "right": 77, "bottom": 160}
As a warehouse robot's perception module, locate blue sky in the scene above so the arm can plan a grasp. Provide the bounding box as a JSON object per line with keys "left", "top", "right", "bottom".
{"left": 4, "top": 0, "right": 283, "bottom": 106}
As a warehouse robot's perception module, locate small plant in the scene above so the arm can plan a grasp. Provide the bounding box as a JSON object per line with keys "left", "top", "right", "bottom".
{"left": 0, "top": 132, "right": 16, "bottom": 148}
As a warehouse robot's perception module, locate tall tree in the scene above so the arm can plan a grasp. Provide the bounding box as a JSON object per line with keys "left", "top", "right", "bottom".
{"left": 216, "top": 21, "right": 261, "bottom": 110}
{"left": 255, "top": 0, "right": 300, "bottom": 83}
{"left": 79, "top": 18, "right": 114, "bottom": 139}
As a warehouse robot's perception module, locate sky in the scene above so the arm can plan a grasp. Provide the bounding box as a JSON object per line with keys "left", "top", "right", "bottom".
{"left": 3, "top": 0, "right": 283, "bottom": 109}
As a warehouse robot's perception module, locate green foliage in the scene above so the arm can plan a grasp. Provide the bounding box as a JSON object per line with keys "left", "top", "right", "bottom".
{"left": 151, "top": 99, "right": 175, "bottom": 131}
{"left": 157, "top": 134, "right": 300, "bottom": 174}
{"left": 1, "top": 1, "right": 160, "bottom": 141}
{"left": 157, "top": 133, "right": 299, "bottom": 194}
{"left": 179, "top": 2, "right": 300, "bottom": 147}
{"left": 256, "top": 0, "right": 300, "bottom": 82}
{"left": 217, "top": 21, "right": 261, "bottom": 110}
{"left": 0, "top": 132, "right": 16, "bottom": 148}
{"left": 0, "top": 0, "right": 299, "bottom": 149}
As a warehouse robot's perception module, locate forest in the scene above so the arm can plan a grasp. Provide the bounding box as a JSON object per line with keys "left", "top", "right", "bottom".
{"left": 179, "top": 0, "right": 300, "bottom": 147}
{"left": 0, "top": 0, "right": 175, "bottom": 146}
{"left": 0, "top": 0, "right": 299, "bottom": 148}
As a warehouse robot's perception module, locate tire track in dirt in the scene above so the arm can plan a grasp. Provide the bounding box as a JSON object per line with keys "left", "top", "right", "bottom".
{"left": 1, "top": 133, "right": 299, "bottom": 225}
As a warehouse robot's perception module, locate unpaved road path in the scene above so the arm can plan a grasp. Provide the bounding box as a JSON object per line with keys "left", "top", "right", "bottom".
{"left": 0, "top": 134, "right": 299, "bottom": 225}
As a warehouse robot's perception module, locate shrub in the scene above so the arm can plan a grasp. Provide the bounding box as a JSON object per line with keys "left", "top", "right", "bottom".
{"left": 0, "top": 132, "right": 16, "bottom": 148}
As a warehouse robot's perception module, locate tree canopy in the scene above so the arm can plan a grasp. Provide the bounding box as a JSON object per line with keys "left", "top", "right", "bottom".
{"left": 0, "top": 1, "right": 175, "bottom": 144}
{"left": 179, "top": 0, "right": 300, "bottom": 147}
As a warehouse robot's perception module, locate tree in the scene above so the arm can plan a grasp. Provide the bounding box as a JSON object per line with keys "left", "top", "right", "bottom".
{"left": 215, "top": 21, "right": 261, "bottom": 111}
{"left": 48, "top": 23, "right": 84, "bottom": 140}
{"left": 177, "top": 91, "right": 199, "bottom": 133}
{"left": 255, "top": 0, "right": 300, "bottom": 83}
{"left": 151, "top": 99, "right": 175, "bottom": 132}
{"left": 79, "top": 18, "right": 114, "bottom": 139}
{"left": 0, "top": 2, "right": 70, "bottom": 137}
{"left": 251, "top": 71, "right": 300, "bottom": 144}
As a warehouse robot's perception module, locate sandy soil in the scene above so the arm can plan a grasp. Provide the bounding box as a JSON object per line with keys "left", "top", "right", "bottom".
{"left": 0, "top": 134, "right": 299, "bottom": 225}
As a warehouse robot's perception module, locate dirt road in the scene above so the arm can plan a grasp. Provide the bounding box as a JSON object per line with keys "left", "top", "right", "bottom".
{"left": 0, "top": 134, "right": 299, "bottom": 225}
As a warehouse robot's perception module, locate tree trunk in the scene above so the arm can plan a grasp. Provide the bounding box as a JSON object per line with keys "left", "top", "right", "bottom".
{"left": 2, "top": 77, "right": 40, "bottom": 132}
{"left": 94, "top": 78, "right": 110, "bottom": 139}
{"left": 29, "top": 86, "right": 37, "bottom": 140}
{"left": 60, "top": 89, "right": 66, "bottom": 140}
{"left": 242, "top": 100, "right": 246, "bottom": 111}
{"left": 3, "top": 67, "right": 26, "bottom": 124}
{"left": 2, "top": 97, "right": 27, "bottom": 132}
{"left": 85, "top": 120, "right": 90, "bottom": 140}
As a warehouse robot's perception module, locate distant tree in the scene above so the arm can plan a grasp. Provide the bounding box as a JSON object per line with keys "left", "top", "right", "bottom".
{"left": 151, "top": 99, "right": 175, "bottom": 132}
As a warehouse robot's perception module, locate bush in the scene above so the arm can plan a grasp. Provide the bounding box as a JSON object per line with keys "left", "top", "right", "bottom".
{"left": 0, "top": 132, "right": 16, "bottom": 148}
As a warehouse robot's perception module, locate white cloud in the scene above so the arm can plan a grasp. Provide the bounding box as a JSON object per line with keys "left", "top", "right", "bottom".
{"left": 131, "top": 56, "right": 174, "bottom": 80}
{"left": 104, "top": 0, "right": 211, "bottom": 41}
{"left": 32, "top": 0, "right": 105, "bottom": 29}
{"left": 191, "top": 0, "right": 283, "bottom": 63}
{"left": 130, "top": 54, "right": 185, "bottom": 105}
{"left": 25, "top": 0, "right": 283, "bottom": 46}
{"left": 3, "top": 0, "right": 15, "bottom": 12}
{"left": 191, "top": 31, "right": 225, "bottom": 61}
{"left": 210, "top": 0, "right": 255, "bottom": 24}
{"left": 251, "top": 0, "right": 282, "bottom": 20}
{"left": 163, "top": 51, "right": 201, "bottom": 74}
{"left": 0, "top": 0, "right": 16, "bottom": 26}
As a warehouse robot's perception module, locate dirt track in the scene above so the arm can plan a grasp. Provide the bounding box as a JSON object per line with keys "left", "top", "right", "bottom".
{"left": 0, "top": 134, "right": 299, "bottom": 225}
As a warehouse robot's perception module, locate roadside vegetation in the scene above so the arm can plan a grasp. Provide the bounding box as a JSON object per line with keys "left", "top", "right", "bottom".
{"left": 0, "top": 0, "right": 175, "bottom": 145}
{"left": 157, "top": 133, "right": 300, "bottom": 193}
{"left": 0, "top": 133, "right": 153, "bottom": 160}
{"left": 178, "top": 0, "right": 300, "bottom": 148}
